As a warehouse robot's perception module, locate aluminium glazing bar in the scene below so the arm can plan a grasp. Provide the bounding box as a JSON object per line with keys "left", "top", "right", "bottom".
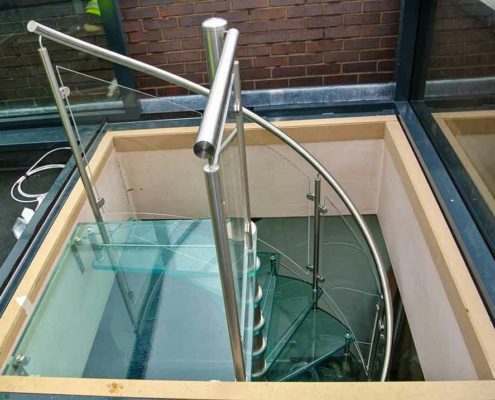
{"left": 28, "top": 20, "right": 392, "bottom": 381}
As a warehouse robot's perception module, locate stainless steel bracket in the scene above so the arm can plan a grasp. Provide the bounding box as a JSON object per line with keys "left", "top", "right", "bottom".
{"left": 59, "top": 86, "right": 70, "bottom": 99}
{"left": 306, "top": 192, "right": 327, "bottom": 214}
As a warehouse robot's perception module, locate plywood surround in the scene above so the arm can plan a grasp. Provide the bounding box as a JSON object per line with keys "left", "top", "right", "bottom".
{"left": 0, "top": 115, "right": 494, "bottom": 398}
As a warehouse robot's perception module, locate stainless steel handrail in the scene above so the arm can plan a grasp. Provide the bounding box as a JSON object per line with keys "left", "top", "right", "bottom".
{"left": 194, "top": 29, "right": 238, "bottom": 159}
{"left": 27, "top": 20, "right": 393, "bottom": 381}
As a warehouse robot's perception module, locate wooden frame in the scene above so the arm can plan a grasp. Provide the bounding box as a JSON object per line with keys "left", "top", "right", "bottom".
{"left": 0, "top": 115, "right": 493, "bottom": 398}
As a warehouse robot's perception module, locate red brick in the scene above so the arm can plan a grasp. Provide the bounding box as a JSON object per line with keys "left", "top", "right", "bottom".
{"left": 289, "top": 53, "right": 323, "bottom": 65}
{"left": 270, "top": 0, "right": 304, "bottom": 5}
{"left": 238, "top": 58, "right": 253, "bottom": 69}
{"left": 124, "top": 7, "right": 158, "bottom": 20}
{"left": 123, "top": 21, "right": 142, "bottom": 32}
{"left": 159, "top": 3, "right": 194, "bottom": 17}
{"left": 362, "top": 23, "right": 398, "bottom": 37}
{"left": 238, "top": 34, "right": 251, "bottom": 45}
{"left": 254, "top": 56, "right": 288, "bottom": 68}
{"left": 250, "top": 8, "right": 285, "bottom": 20}
{"left": 360, "top": 49, "right": 396, "bottom": 61}
{"left": 344, "top": 13, "right": 381, "bottom": 26}
{"left": 237, "top": 45, "right": 271, "bottom": 57}
{"left": 143, "top": 18, "right": 177, "bottom": 30}
{"left": 234, "top": 21, "right": 270, "bottom": 33}
{"left": 139, "top": 0, "right": 173, "bottom": 6}
{"left": 342, "top": 61, "right": 377, "bottom": 73}
{"left": 324, "top": 74, "right": 358, "bottom": 85}
{"left": 363, "top": 0, "right": 400, "bottom": 12}
{"left": 290, "top": 76, "right": 322, "bottom": 87}
{"left": 324, "top": 51, "right": 359, "bottom": 63}
{"left": 241, "top": 81, "right": 255, "bottom": 90}
{"left": 358, "top": 72, "right": 394, "bottom": 83}
{"left": 287, "top": 5, "right": 323, "bottom": 17}
{"left": 157, "top": 86, "right": 189, "bottom": 96}
{"left": 325, "top": 26, "right": 360, "bottom": 39}
{"left": 179, "top": 15, "right": 212, "bottom": 27}
{"left": 307, "top": 40, "right": 343, "bottom": 52}
{"left": 168, "top": 51, "right": 201, "bottom": 63}
{"left": 195, "top": 1, "right": 230, "bottom": 13}
{"left": 241, "top": 68, "right": 271, "bottom": 80}
{"left": 325, "top": 2, "right": 362, "bottom": 15}
{"left": 148, "top": 41, "right": 181, "bottom": 53}
{"left": 288, "top": 29, "right": 324, "bottom": 41}
{"left": 307, "top": 15, "right": 342, "bottom": 29}
{"left": 138, "top": 76, "right": 172, "bottom": 88}
{"left": 271, "top": 42, "right": 306, "bottom": 55}
{"left": 307, "top": 63, "right": 341, "bottom": 75}
{"left": 252, "top": 31, "right": 287, "bottom": 43}
{"left": 233, "top": 0, "right": 267, "bottom": 10}
{"left": 344, "top": 38, "right": 380, "bottom": 50}
{"left": 307, "top": 0, "right": 340, "bottom": 2}
{"left": 270, "top": 18, "right": 305, "bottom": 31}
{"left": 181, "top": 73, "right": 204, "bottom": 84}
{"left": 255, "top": 79, "right": 288, "bottom": 89}
{"left": 216, "top": 11, "right": 249, "bottom": 22}
{"left": 378, "top": 60, "right": 395, "bottom": 71}
{"left": 120, "top": 0, "right": 138, "bottom": 9}
{"left": 272, "top": 66, "right": 305, "bottom": 78}
{"left": 382, "top": 11, "right": 400, "bottom": 24}
{"left": 128, "top": 43, "right": 147, "bottom": 55}
{"left": 135, "top": 53, "right": 168, "bottom": 65}
{"left": 128, "top": 30, "right": 162, "bottom": 43}
{"left": 185, "top": 62, "right": 207, "bottom": 73}
{"left": 181, "top": 38, "right": 204, "bottom": 50}
{"left": 162, "top": 27, "right": 197, "bottom": 40}
{"left": 380, "top": 36, "right": 397, "bottom": 48}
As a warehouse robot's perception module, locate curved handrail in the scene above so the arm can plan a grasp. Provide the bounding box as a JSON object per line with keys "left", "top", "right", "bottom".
{"left": 27, "top": 20, "right": 393, "bottom": 381}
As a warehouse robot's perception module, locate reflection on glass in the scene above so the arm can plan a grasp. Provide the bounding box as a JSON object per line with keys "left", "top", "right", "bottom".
{"left": 418, "top": 0, "right": 495, "bottom": 261}
{"left": 433, "top": 112, "right": 495, "bottom": 216}
{"left": 0, "top": 1, "right": 113, "bottom": 117}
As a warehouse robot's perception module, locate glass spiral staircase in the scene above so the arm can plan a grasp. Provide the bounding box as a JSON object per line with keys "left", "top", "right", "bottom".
{"left": 3, "top": 18, "right": 393, "bottom": 383}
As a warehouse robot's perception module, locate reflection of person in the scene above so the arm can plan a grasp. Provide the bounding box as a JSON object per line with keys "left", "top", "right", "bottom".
{"left": 84, "top": 0, "right": 103, "bottom": 33}
{"left": 85, "top": 0, "right": 118, "bottom": 98}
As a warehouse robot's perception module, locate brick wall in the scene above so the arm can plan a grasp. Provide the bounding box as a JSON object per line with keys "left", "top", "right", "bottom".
{"left": 0, "top": 0, "right": 401, "bottom": 112}
{"left": 120, "top": 0, "right": 401, "bottom": 96}
{"left": 428, "top": 0, "right": 495, "bottom": 80}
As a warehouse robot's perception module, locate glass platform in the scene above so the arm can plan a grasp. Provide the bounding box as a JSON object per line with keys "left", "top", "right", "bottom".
{"left": 4, "top": 219, "right": 253, "bottom": 381}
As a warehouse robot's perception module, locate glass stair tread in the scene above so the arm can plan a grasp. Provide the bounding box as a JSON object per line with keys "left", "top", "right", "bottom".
{"left": 4, "top": 219, "right": 238, "bottom": 381}
{"left": 265, "top": 276, "right": 315, "bottom": 367}
{"left": 91, "top": 220, "right": 220, "bottom": 279}
{"left": 266, "top": 308, "right": 351, "bottom": 382}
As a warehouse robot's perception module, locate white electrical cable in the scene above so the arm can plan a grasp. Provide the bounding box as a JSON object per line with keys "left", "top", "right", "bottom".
{"left": 11, "top": 147, "right": 71, "bottom": 206}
